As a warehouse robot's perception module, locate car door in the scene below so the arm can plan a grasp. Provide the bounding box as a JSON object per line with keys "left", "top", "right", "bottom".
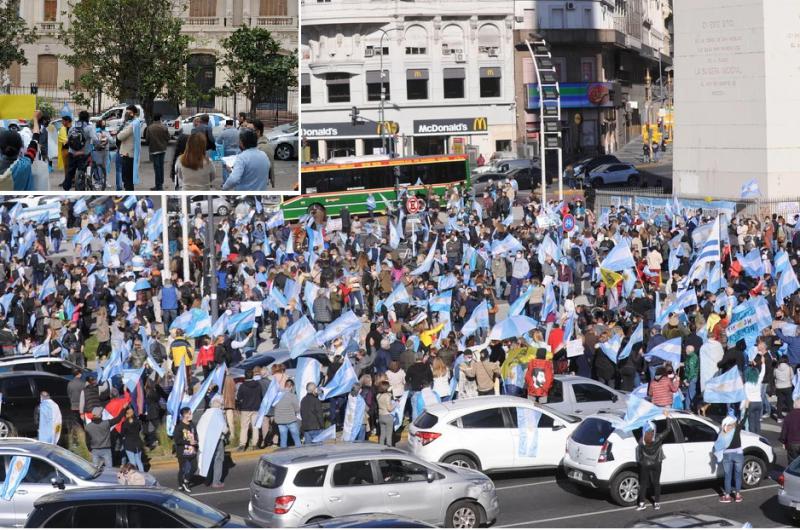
{"left": 635, "top": 419, "right": 686, "bottom": 484}
{"left": 507, "top": 406, "right": 571, "bottom": 468}
{"left": 569, "top": 382, "right": 621, "bottom": 416}
{"left": 0, "top": 376, "right": 36, "bottom": 435}
{"left": 377, "top": 459, "right": 443, "bottom": 524}
{"left": 325, "top": 460, "right": 389, "bottom": 518}
{"left": 12, "top": 457, "right": 65, "bottom": 524}
{"left": 0, "top": 455, "right": 19, "bottom": 527}
{"left": 124, "top": 504, "right": 184, "bottom": 528}
{"left": 675, "top": 418, "right": 719, "bottom": 480}
{"left": 69, "top": 504, "right": 123, "bottom": 528}
{"left": 544, "top": 379, "right": 569, "bottom": 415}
{"left": 455, "top": 407, "right": 515, "bottom": 471}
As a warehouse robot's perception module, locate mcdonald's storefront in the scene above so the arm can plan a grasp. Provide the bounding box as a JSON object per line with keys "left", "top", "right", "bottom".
{"left": 411, "top": 117, "right": 490, "bottom": 156}
{"left": 300, "top": 120, "right": 401, "bottom": 161}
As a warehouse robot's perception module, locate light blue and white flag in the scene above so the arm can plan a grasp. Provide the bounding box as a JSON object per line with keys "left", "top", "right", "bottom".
{"left": 617, "top": 322, "right": 644, "bottom": 362}
{"left": 600, "top": 334, "right": 623, "bottom": 363}
{"left": 146, "top": 209, "right": 163, "bottom": 241}
{"left": 778, "top": 265, "right": 800, "bottom": 306}
{"left": 517, "top": 407, "right": 542, "bottom": 457}
{"left": 738, "top": 248, "right": 765, "bottom": 278}
{"left": 428, "top": 292, "right": 453, "bottom": 313}
{"left": 39, "top": 275, "right": 56, "bottom": 301}
{"left": 286, "top": 317, "right": 320, "bottom": 359}
{"left": 438, "top": 274, "right": 457, "bottom": 291}
{"left": 170, "top": 308, "right": 212, "bottom": 338}
{"left": 320, "top": 356, "right": 358, "bottom": 399}
{"left": 304, "top": 281, "right": 319, "bottom": 318}
{"left": 491, "top": 234, "right": 525, "bottom": 256}
{"left": 296, "top": 356, "right": 321, "bottom": 402}
{"left": 411, "top": 388, "right": 440, "bottom": 421}
{"left": 377, "top": 283, "right": 410, "bottom": 312}
{"left": 72, "top": 198, "right": 88, "bottom": 215}
{"left": 776, "top": 250, "right": 791, "bottom": 276}
{"left": 311, "top": 424, "right": 336, "bottom": 443}
{"left": 0, "top": 456, "right": 31, "bottom": 500}
{"left": 488, "top": 315, "right": 538, "bottom": 341}
{"left": 166, "top": 359, "right": 187, "bottom": 436}
{"left": 342, "top": 394, "right": 367, "bottom": 442}
{"left": 707, "top": 262, "right": 725, "bottom": 293}
{"left": 410, "top": 237, "right": 439, "bottom": 276}
{"left": 703, "top": 366, "right": 746, "bottom": 403}
{"left": 614, "top": 394, "right": 662, "bottom": 432}
{"left": 389, "top": 220, "right": 400, "bottom": 249}
{"left": 225, "top": 307, "right": 256, "bottom": 335}
{"left": 255, "top": 377, "right": 284, "bottom": 429}
{"left": 686, "top": 216, "right": 721, "bottom": 282}
{"left": 509, "top": 285, "right": 534, "bottom": 317}
{"left": 502, "top": 210, "right": 514, "bottom": 227}
{"left": 265, "top": 210, "right": 285, "bottom": 230}
{"left": 392, "top": 390, "right": 409, "bottom": 430}
{"left": 31, "top": 341, "right": 50, "bottom": 359}
{"left": 121, "top": 368, "right": 144, "bottom": 394}
{"left": 315, "top": 310, "right": 361, "bottom": 345}
{"left": 540, "top": 283, "right": 557, "bottom": 321}
{"left": 209, "top": 313, "right": 229, "bottom": 338}
{"left": 37, "top": 398, "right": 62, "bottom": 445}
{"left": 188, "top": 363, "right": 226, "bottom": 413}
{"left": 644, "top": 337, "right": 682, "bottom": 367}
{"left": 600, "top": 240, "right": 636, "bottom": 271}
{"left": 460, "top": 300, "right": 489, "bottom": 339}
{"left": 196, "top": 406, "right": 227, "bottom": 478}
{"left": 740, "top": 179, "right": 760, "bottom": 199}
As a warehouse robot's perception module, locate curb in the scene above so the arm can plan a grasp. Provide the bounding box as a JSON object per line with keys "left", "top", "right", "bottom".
{"left": 147, "top": 445, "right": 277, "bottom": 471}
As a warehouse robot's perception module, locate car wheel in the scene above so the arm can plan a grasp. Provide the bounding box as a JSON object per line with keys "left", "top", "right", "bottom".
{"left": 609, "top": 470, "right": 639, "bottom": 506}
{"left": 742, "top": 455, "right": 766, "bottom": 488}
{"left": 446, "top": 500, "right": 481, "bottom": 528}
{"left": 442, "top": 453, "right": 480, "bottom": 471}
{"left": 216, "top": 205, "right": 229, "bottom": 217}
{"left": 591, "top": 177, "right": 604, "bottom": 188}
{"left": 275, "top": 143, "right": 294, "bottom": 161}
{"left": 0, "top": 418, "right": 17, "bottom": 438}
{"left": 627, "top": 175, "right": 639, "bottom": 187}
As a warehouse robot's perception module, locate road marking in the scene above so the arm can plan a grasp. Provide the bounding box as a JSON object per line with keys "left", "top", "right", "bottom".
{"left": 192, "top": 487, "right": 251, "bottom": 497}
{"left": 499, "top": 484, "right": 778, "bottom": 527}
{"left": 496, "top": 480, "right": 557, "bottom": 490}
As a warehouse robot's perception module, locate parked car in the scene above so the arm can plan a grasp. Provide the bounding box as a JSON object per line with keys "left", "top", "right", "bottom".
{"left": 248, "top": 443, "right": 499, "bottom": 528}
{"left": 179, "top": 112, "right": 233, "bottom": 140}
{"left": 626, "top": 511, "right": 743, "bottom": 528}
{"left": 571, "top": 155, "right": 622, "bottom": 179}
{"left": 545, "top": 375, "right": 628, "bottom": 417}
{"left": 0, "top": 356, "right": 81, "bottom": 380}
{"left": 268, "top": 124, "right": 299, "bottom": 161}
{"left": 301, "top": 513, "right": 436, "bottom": 528}
{"left": 0, "top": 372, "right": 71, "bottom": 438}
{"left": 470, "top": 172, "right": 512, "bottom": 196}
{"left": 588, "top": 162, "right": 641, "bottom": 187}
{"left": 407, "top": 395, "right": 579, "bottom": 473}
{"left": 168, "top": 195, "right": 232, "bottom": 217}
{"left": 0, "top": 439, "right": 158, "bottom": 527}
{"left": 230, "top": 349, "right": 330, "bottom": 384}
{"left": 777, "top": 455, "right": 800, "bottom": 523}
{"left": 562, "top": 411, "right": 774, "bottom": 506}
{"left": 24, "top": 486, "right": 244, "bottom": 528}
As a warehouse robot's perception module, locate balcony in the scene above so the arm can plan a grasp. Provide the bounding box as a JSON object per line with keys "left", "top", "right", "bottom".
{"left": 36, "top": 21, "right": 60, "bottom": 34}
{"left": 184, "top": 16, "right": 222, "bottom": 26}
{"left": 252, "top": 16, "right": 296, "bottom": 29}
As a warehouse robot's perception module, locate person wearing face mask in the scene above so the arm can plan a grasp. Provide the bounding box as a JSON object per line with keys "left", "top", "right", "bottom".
{"left": 174, "top": 407, "right": 199, "bottom": 493}
{"left": 509, "top": 250, "right": 529, "bottom": 303}
{"left": 90, "top": 119, "right": 115, "bottom": 190}
{"left": 301, "top": 383, "right": 325, "bottom": 444}
{"left": 115, "top": 105, "right": 143, "bottom": 191}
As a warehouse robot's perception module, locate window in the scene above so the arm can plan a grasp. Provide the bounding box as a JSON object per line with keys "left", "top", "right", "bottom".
{"left": 552, "top": 57, "right": 567, "bottom": 83}
{"left": 2, "top": 376, "right": 32, "bottom": 398}
{"left": 441, "top": 24, "right": 465, "bottom": 55}
{"left": 443, "top": 68, "right": 465, "bottom": 99}
{"left": 548, "top": 379, "right": 564, "bottom": 403}
{"left": 365, "top": 46, "right": 389, "bottom": 56}
{"left": 404, "top": 25, "right": 428, "bottom": 55}
{"left": 33, "top": 376, "right": 67, "bottom": 399}
{"left": 506, "top": 408, "right": 555, "bottom": 428}
{"left": 573, "top": 383, "right": 616, "bottom": 403}
{"left": 40, "top": 361, "right": 74, "bottom": 377}
{"left": 406, "top": 69, "right": 428, "bottom": 100}
{"left": 496, "top": 139, "right": 511, "bottom": 152}
{"left": 366, "top": 70, "right": 390, "bottom": 102}
{"left": 413, "top": 412, "right": 439, "bottom": 429}
{"left": 581, "top": 58, "right": 595, "bottom": 82}
{"left": 677, "top": 419, "right": 717, "bottom": 443}
{"left": 477, "top": 24, "right": 500, "bottom": 54}
{"left": 377, "top": 459, "right": 431, "bottom": 483}
{"left": 294, "top": 466, "right": 328, "bottom": 487}
{"left": 126, "top": 505, "right": 182, "bottom": 528}
{"left": 584, "top": 8, "right": 593, "bottom": 27}
{"left": 43, "top": 0, "right": 57, "bottom": 22}
{"left": 551, "top": 8, "right": 565, "bottom": 28}
{"left": 633, "top": 419, "right": 677, "bottom": 444}
{"left": 37, "top": 54, "right": 58, "bottom": 88}
{"left": 22, "top": 458, "right": 58, "bottom": 483}
{"left": 253, "top": 460, "right": 287, "bottom": 488}
{"left": 570, "top": 418, "right": 615, "bottom": 446}
{"left": 459, "top": 408, "right": 506, "bottom": 429}
{"left": 301, "top": 73, "right": 310, "bottom": 104}
{"left": 332, "top": 460, "right": 375, "bottom": 486}
{"left": 326, "top": 73, "right": 350, "bottom": 103}
{"left": 479, "top": 67, "right": 501, "bottom": 98}
{"left": 405, "top": 47, "right": 427, "bottom": 55}
{"left": 43, "top": 508, "right": 74, "bottom": 528}
{"left": 261, "top": 0, "right": 288, "bottom": 16}
{"left": 72, "top": 505, "right": 118, "bottom": 528}
{"left": 189, "top": 0, "right": 216, "bottom": 17}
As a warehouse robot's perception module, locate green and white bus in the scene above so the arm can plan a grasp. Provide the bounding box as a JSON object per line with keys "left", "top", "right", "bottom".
{"left": 283, "top": 154, "right": 471, "bottom": 220}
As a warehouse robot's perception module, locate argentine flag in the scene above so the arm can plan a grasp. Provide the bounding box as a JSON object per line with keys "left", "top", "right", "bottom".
{"left": 775, "top": 250, "right": 791, "bottom": 276}
{"left": 703, "top": 366, "right": 746, "bottom": 404}
{"left": 644, "top": 337, "right": 682, "bottom": 367}
{"left": 617, "top": 321, "right": 643, "bottom": 362}
{"left": 491, "top": 234, "right": 525, "bottom": 256}
{"left": 310, "top": 424, "right": 336, "bottom": 443}
{"left": 320, "top": 356, "right": 358, "bottom": 399}
{"left": 460, "top": 300, "right": 490, "bottom": 339}
{"left": 600, "top": 240, "right": 636, "bottom": 272}
{"left": 778, "top": 266, "right": 800, "bottom": 306}
{"left": 410, "top": 237, "right": 439, "bottom": 276}
{"left": 740, "top": 178, "right": 760, "bottom": 199}
{"left": 614, "top": 394, "right": 662, "bottom": 432}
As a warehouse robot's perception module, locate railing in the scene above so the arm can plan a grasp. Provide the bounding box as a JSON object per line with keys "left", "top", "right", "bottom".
{"left": 252, "top": 16, "right": 296, "bottom": 28}
{"left": 184, "top": 16, "right": 221, "bottom": 26}
{"left": 36, "top": 21, "right": 60, "bottom": 33}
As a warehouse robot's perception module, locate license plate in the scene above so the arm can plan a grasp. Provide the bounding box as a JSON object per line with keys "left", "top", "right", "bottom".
{"left": 568, "top": 469, "right": 583, "bottom": 480}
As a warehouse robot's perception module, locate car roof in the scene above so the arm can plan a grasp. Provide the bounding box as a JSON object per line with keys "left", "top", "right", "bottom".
{"left": 0, "top": 356, "right": 72, "bottom": 365}
{"left": 0, "top": 370, "right": 67, "bottom": 379}
{"left": 262, "top": 442, "right": 409, "bottom": 466}
{"left": 420, "top": 395, "right": 576, "bottom": 422}
{"left": 34, "top": 486, "right": 181, "bottom": 507}
{"left": 0, "top": 437, "right": 59, "bottom": 454}
{"left": 586, "top": 409, "right": 710, "bottom": 424}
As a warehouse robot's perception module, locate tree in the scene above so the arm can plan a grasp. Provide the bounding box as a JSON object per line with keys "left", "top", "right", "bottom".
{"left": 0, "top": 0, "right": 38, "bottom": 85}
{"left": 216, "top": 26, "right": 297, "bottom": 118}
{"left": 60, "top": 0, "right": 194, "bottom": 121}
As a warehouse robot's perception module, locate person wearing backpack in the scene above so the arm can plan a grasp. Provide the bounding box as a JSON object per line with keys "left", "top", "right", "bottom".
{"left": 63, "top": 110, "right": 96, "bottom": 191}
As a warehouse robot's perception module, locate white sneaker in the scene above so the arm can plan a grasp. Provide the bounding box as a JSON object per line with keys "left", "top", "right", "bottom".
{"left": 636, "top": 503, "right": 647, "bottom": 511}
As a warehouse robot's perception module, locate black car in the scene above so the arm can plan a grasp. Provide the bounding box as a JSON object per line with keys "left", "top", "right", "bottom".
{"left": 302, "top": 514, "right": 437, "bottom": 528}
{"left": 0, "top": 371, "right": 70, "bottom": 438}
{"left": 25, "top": 486, "right": 253, "bottom": 528}
{"left": 0, "top": 355, "right": 81, "bottom": 380}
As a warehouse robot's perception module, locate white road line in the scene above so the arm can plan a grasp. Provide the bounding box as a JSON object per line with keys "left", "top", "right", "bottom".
{"left": 499, "top": 484, "right": 778, "bottom": 527}
{"left": 192, "top": 487, "right": 251, "bottom": 497}
{"left": 496, "top": 480, "right": 557, "bottom": 491}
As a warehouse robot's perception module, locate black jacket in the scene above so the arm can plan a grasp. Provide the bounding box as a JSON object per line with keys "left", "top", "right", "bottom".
{"left": 173, "top": 420, "right": 198, "bottom": 458}
{"left": 405, "top": 362, "right": 433, "bottom": 392}
{"left": 236, "top": 379, "right": 264, "bottom": 411}
{"left": 121, "top": 417, "right": 144, "bottom": 452}
{"left": 637, "top": 417, "right": 674, "bottom": 467}
{"left": 300, "top": 394, "right": 325, "bottom": 432}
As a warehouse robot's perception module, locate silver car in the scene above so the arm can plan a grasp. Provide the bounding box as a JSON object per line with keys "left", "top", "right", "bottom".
{"left": 0, "top": 438, "right": 158, "bottom": 528}
{"left": 545, "top": 375, "right": 628, "bottom": 417}
{"left": 248, "top": 443, "right": 499, "bottom": 528}
{"left": 778, "top": 456, "right": 800, "bottom": 523}
{"left": 268, "top": 125, "right": 298, "bottom": 161}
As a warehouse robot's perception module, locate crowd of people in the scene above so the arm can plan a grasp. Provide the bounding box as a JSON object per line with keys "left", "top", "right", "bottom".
{"left": 4, "top": 182, "right": 800, "bottom": 498}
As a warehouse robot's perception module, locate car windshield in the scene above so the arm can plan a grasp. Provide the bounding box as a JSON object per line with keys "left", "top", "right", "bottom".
{"left": 47, "top": 445, "right": 100, "bottom": 480}
{"left": 161, "top": 489, "right": 229, "bottom": 527}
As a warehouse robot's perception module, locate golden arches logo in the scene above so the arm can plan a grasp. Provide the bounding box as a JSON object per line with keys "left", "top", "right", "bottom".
{"left": 413, "top": 70, "right": 423, "bottom": 78}
{"left": 473, "top": 117, "right": 488, "bottom": 131}
{"left": 377, "top": 121, "right": 398, "bottom": 135}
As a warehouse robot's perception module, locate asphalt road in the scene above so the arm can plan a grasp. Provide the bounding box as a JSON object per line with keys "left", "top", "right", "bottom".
{"left": 150, "top": 421, "right": 794, "bottom": 528}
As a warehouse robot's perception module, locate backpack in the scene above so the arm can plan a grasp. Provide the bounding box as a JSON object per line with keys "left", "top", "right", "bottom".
{"left": 67, "top": 125, "right": 86, "bottom": 151}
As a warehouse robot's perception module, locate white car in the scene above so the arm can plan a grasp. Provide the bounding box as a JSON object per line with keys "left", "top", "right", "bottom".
{"left": 179, "top": 112, "right": 232, "bottom": 139}
{"left": 778, "top": 457, "right": 800, "bottom": 523}
{"left": 563, "top": 411, "right": 774, "bottom": 506}
{"left": 546, "top": 375, "right": 629, "bottom": 417}
{"left": 588, "top": 162, "right": 640, "bottom": 187}
{"left": 408, "top": 395, "right": 580, "bottom": 473}
{"left": 90, "top": 104, "right": 145, "bottom": 136}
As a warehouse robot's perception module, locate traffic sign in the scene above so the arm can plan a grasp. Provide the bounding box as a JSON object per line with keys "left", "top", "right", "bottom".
{"left": 563, "top": 214, "right": 575, "bottom": 232}
{"left": 406, "top": 197, "right": 424, "bottom": 214}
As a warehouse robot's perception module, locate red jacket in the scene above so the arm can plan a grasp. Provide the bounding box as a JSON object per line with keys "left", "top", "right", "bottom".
{"left": 525, "top": 358, "right": 554, "bottom": 398}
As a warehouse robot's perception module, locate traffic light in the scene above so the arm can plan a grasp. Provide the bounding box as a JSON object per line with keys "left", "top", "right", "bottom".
{"left": 351, "top": 106, "right": 359, "bottom": 126}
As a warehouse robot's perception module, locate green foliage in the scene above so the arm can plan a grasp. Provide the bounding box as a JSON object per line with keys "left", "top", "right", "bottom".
{"left": 0, "top": 0, "right": 38, "bottom": 74}
{"left": 217, "top": 26, "right": 297, "bottom": 116}
{"left": 59, "top": 0, "right": 193, "bottom": 121}
{"left": 37, "top": 100, "right": 57, "bottom": 121}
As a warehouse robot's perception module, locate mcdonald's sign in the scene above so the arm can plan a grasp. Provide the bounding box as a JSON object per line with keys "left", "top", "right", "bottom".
{"left": 414, "top": 118, "right": 490, "bottom": 135}
{"left": 473, "top": 117, "right": 488, "bottom": 131}
{"left": 377, "top": 121, "right": 399, "bottom": 135}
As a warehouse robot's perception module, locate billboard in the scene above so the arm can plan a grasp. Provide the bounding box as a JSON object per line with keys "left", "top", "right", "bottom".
{"left": 526, "top": 83, "right": 617, "bottom": 109}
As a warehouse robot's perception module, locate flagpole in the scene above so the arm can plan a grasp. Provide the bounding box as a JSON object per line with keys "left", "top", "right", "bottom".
{"left": 161, "top": 201, "right": 170, "bottom": 281}
{"left": 180, "top": 195, "right": 190, "bottom": 281}
{"left": 208, "top": 196, "right": 218, "bottom": 321}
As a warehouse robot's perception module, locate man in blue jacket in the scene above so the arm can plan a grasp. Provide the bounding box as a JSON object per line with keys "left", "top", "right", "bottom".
{"left": 161, "top": 278, "right": 179, "bottom": 333}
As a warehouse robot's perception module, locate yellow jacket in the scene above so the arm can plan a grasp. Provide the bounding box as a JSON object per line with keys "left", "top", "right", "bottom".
{"left": 420, "top": 323, "right": 445, "bottom": 347}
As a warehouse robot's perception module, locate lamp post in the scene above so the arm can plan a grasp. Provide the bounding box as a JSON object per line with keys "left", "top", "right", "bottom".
{"left": 376, "top": 27, "right": 397, "bottom": 155}
{"left": 645, "top": 68, "right": 652, "bottom": 160}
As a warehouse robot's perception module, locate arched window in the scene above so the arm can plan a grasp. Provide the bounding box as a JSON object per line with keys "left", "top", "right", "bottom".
{"left": 404, "top": 25, "right": 428, "bottom": 55}
{"left": 37, "top": 54, "right": 58, "bottom": 88}
{"left": 441, "top": 24, "right": 465, "bottom": 54}
{"left": 477, "top": 24, "right": 501, "bottom": 55}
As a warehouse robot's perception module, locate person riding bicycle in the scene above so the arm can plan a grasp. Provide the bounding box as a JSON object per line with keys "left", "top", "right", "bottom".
{"left": 91, "top": 120, "right": 115, "bottom": 190}
{"left": 63, "top": 110, "right": 96, "bottom": 191}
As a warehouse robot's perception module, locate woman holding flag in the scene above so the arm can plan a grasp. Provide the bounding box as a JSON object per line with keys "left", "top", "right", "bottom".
{"left": 636, "top": 409, "right": 673, "bottom": 511}
{"left": 716, "top": 411, "right": 747, "bottom": 504}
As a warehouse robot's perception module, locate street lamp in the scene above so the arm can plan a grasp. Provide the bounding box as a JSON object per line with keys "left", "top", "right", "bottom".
{"left": 376, "top": 27, "right": 398, "bottom": 155}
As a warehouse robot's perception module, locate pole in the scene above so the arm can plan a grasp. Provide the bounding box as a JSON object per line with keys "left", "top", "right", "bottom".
{"left": 378, "top": 29, "right": 390, "bottom": 155}
{"left": 525, "top": 40, "right": 547, "bottom": 206}
{"left": 161, "top": 199, "right": 170, "bottom": 281}
{"left": 180, "top": 195, "right": 190, "bottom": 281}
{"left": 207, "top": 196, "right": 218, "bottom": 320}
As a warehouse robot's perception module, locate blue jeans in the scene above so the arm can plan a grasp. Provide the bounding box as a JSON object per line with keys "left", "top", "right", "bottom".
{"left": 747, "top": 401, "right": 763, "bottom": 434}
{"left": 52, "top": 237, "right": 61, "bottom": 254}
{"left": 151, "top": 152, "right": 165, "bottom": 190}
{"left": 114, "top": 151, "right": 123, "bottom": 191}
{"left": 278, "top": 422, "right": 302, "bottom": 448}
{"left": 685, "top": 378, "right": 697, "bottom": 411}
{"left": 509, "top": 277, "right": 523, "bottom": 303}
{"left": 303, "top": 429, "right": 322, "bottom": 445}
{"left": 761, "top": 384, "right": 772, "bottom": 416}
{"left": 91, "top": 448, "right": 113, "bottom": 469}
{"left": 722, "top": 452, "right": 744, "bottom": 494}
{"left": 125, "top": 450, "right": 144, "bottom": 472}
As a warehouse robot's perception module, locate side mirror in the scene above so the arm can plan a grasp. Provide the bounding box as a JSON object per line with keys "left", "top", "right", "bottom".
{"left": 426, "top": 471, "right": 435, "bottom": 483}
{"left": 51, "top": 477, "right": 65, "bottom": 490}
{"left": 611, "top": 394, "right": 619, "bottom": 403}
{"left": 553, "top": 423, "right": 566, "bottom": 431}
